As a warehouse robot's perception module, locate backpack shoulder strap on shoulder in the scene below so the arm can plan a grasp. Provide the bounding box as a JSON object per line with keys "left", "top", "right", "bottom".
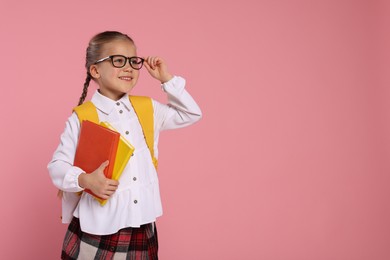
{"left": 129, "top": 96, "right": 157, "bottom": 169}
{"left": 73, "top": 101, "right": 99, "bottom": 124}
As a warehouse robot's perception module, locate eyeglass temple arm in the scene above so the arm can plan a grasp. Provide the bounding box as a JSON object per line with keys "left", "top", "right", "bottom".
{"left": 94, "top": 56, "right": 111, "bottom": 64}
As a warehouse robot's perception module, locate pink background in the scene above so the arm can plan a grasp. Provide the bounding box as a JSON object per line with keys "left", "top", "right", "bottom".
{"left": 1, "top": 0, "right": 389, "bottom": 259}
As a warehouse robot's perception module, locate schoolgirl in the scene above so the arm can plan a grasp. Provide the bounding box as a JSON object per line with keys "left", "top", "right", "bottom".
{"left": 48, "top": 31, "right": 202, "bottom": 259}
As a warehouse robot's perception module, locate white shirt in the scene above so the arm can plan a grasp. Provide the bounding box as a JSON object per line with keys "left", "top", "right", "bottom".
{"left": 48, "top": 76, "right": 202, "bottom": 235}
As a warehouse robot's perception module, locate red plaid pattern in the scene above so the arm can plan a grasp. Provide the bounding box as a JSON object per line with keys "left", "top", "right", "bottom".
{"left": 61, "top": 217, "right": 158, "bottom": 259}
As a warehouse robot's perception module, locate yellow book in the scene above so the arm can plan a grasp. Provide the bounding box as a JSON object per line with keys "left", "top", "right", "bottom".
{"left": 97, "top": 122, "right": 135, "bottom": 205}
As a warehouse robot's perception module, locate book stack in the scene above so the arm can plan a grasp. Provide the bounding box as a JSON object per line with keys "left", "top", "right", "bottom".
{"left": 74, "top": 120, "right": 134, "bottom": 205}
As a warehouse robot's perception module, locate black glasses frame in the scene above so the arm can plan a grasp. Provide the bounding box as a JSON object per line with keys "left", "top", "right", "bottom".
{"left": 94, "top": 55, "right": 144, "bottom": 70}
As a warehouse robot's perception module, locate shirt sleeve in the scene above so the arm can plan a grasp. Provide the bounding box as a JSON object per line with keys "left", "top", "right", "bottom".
{"left": 47, "top": 112, "right": 85, "bottom": 192}
{"left": 153, "top": 76, "right": 202, "bottom": 131}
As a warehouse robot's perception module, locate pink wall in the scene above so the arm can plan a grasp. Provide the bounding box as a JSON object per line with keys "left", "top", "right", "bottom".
{"left": 1, "top": 0, "right": 389, "bottom": 259}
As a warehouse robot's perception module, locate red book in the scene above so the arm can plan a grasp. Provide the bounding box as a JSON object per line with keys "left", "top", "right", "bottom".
{"left": 74, "top": 120, "right": 120, "bottom": 200}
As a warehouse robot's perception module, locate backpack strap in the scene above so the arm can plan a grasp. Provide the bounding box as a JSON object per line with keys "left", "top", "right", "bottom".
{"left": 73, "top": 101, "right": 99, "bottom": 124}
{"left": 73, "top": 96, "right": 157, "bottom": 169}
{"left": 129, "top": 96, "right": 157, "bottom": 169}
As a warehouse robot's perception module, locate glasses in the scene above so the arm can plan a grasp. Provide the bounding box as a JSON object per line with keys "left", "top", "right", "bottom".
{"left": 94, "top": 55, "right": 144, "bottom": 70}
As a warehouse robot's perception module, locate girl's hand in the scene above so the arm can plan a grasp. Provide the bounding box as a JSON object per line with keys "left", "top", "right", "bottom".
{"left": 78, "top": 160, "right": 119, "bottom": 200}
{"left": 143, "top": 56, "right": 173, "bottom": 84}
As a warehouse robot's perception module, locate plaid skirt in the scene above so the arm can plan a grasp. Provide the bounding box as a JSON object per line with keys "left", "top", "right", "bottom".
{"left": 61, "top": 217, "right": 158, "bottom": 260}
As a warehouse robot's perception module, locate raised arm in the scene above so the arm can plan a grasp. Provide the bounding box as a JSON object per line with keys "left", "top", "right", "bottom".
{"left": 142, "top": 56, "right": 202, "bottom": 131}
{"left": 154, "top": 76, "right": 202, "bottom": 131}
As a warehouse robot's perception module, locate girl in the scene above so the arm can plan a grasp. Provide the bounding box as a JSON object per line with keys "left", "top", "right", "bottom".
{"left": 48, "top": 31, "right": 202, "bottom": 259}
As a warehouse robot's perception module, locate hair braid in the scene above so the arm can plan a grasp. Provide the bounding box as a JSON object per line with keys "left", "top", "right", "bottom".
{"left": 78, "top": 74, "right": 91, "bottom": 105}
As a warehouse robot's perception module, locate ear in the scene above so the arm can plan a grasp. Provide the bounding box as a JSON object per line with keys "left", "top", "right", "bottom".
{"left": 89, "top": 65, "right": 100, "bottom": 79}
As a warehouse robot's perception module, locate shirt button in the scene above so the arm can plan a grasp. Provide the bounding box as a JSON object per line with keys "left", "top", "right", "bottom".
{"left": 119, "top": 110, "right": 123, "bottom": 114}
{"left": 134, "top": 200, "right": 138, "bottom": 204}
{"left": 116, "top": 102, "right": 120, "bottom": 106}
{"left": 133, "top": 177, "right": 137, "bottom": 181}
{"left": 125, "top": 131, "right": 129, "bottom": 135}
{"left": 109, "top": 246, "right": 115, "bottom": 251}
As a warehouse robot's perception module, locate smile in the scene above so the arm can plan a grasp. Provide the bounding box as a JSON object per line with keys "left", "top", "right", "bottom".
{"left": 119, "top": 76, "right": 133, "bottom": 81}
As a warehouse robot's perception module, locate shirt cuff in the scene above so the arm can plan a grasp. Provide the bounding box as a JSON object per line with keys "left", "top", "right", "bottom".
{"left": 161, "top": 76, "right": 185, "bottom": 94}
{"left": 63, "top": 166, "right": 85, "bottom": 192}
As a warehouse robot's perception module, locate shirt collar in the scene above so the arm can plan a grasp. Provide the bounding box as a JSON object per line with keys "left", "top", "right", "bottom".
{"left": 91, "top": 90, "right": 131, "bottom": 115}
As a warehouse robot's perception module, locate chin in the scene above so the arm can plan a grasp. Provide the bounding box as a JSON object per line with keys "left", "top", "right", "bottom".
{"left": 124, "top": 86, "right": 135, "bottom": 94}
{"left": 118, "top": 82, "right": 134, "bottom": 92}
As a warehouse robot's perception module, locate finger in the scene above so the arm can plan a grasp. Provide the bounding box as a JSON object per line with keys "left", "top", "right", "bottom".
{"left": 106, "top": 187, "right": 117, "bottom": 193}
{"left": 154, "top": 57, "right": 162, "bottom": 66}
{"left": 144, "top": 57, "right": 151, "bottom": 70}
{"left": 107, "top": 185, "right": 117, "bottom": 191}
{"left": 147, "top": 57, "right": 154, "bottom": 69}
{"left": 153, "top": 57, "right": 160, "bottom": 68}
{"left": 150, "top": 57, "right": 156, "bottom": 67}
{"left": 99, "top": 160, "right": 109, "bottom": 170}
{"left": 107, "top": 181, "right": 119, "bottom": 188}
{"left": 105, "top": 186, "right": 118, "bottom": 192}
{"left": 149, "top": 56, "right": 157, "bottom": 69}
{"left": 105, "top": 188, "right": 117, "bottom": 196}
{"left": 142, "top": 61, "right": 157, "bottom": 78}
{"left": 94, "top": 188, "right": 109, "bottom": 199}
{"left": 146, "top": 59, "right": 157, "bottom": 72}
{"left": 143, "top": 59, "right": 152, "bottom": 71}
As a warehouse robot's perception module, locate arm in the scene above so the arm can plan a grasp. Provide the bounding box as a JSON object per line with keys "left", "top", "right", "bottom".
{"left": 48, "top": 113, "right": 84, "bottom": 192}
{"left": 143, "top": 56, "right": 202, "bottom": 131}
{"left": 154, "top": 76, "right": 202, "bottom": 131}
{"left": 48, "top": 113, "right": 119, "bottom": 199}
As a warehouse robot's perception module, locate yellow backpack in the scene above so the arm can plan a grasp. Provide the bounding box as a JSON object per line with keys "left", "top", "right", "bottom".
{"left": 73, "top": 95, "right": 158, "bottom": 169}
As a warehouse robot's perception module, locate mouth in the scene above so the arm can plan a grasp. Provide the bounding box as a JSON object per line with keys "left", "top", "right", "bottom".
{"left": 119, "top": 76, "right": 133, "bottom": 81}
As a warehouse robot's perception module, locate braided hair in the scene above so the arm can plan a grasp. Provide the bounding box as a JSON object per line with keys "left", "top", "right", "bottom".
{"left": 77, "top": 31, "right": 135, "bottom": 105}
